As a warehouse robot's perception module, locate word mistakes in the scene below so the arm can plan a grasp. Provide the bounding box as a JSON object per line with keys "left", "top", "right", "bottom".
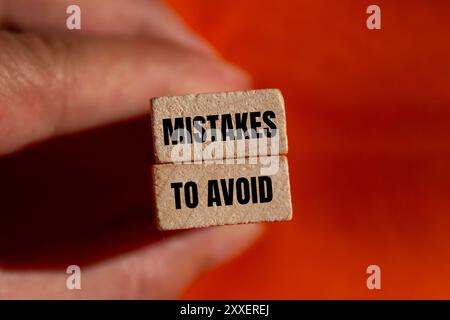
{"left": 150, "top": 89, "right": 288, "bottom": 163}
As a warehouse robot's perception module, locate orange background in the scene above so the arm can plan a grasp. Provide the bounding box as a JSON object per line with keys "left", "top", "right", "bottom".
{"left": 166, "top": 0, "right": 450, "bottom": 299}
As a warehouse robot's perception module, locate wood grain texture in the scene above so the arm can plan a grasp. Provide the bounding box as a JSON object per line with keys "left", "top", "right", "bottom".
{"left": 150, "top": 89, "right": 288, "bottom": 164}
{"left": 152, "top": 156, "right": 292, "bottom": 230}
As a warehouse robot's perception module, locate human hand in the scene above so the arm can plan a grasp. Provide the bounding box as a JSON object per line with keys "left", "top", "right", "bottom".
{"left": 0, "top": 0, "right": 262, "bottom": 299}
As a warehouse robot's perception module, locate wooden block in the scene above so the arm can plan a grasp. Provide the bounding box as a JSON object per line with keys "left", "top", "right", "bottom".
{"left": 152, "top": 155, "right": 292, "bottom": 230}
{"left": 150, "top": 89, "right": 288, "bottom": 164}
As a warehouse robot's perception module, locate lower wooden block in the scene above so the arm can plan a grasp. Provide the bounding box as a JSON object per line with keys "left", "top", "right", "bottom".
{"left": 152, "top": 156, "right": 292, "bottom": 230}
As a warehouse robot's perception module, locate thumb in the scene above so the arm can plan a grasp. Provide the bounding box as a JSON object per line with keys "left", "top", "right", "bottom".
{"left": 0, "top": 224, "right": 263, "bottom": 299}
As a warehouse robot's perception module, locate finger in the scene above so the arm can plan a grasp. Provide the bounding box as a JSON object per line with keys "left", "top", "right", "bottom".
{"left": 0, "top": 32, "right": 250, "bottom": 156}
{"left": 0, "top": 0, "right": 211, "bottom": 53}
{"left": 0, "top": 224, "right": 263, "bottom": 299}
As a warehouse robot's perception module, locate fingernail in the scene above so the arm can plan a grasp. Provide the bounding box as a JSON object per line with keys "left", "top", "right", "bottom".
{"left": 206, "top": 224, "right": 264, "bottom": 266}
{"left": 174, "top": 53, "right": 253, "bottom": 94}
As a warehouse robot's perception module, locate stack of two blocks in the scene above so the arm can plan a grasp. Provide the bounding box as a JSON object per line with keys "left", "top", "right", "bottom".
{"left": 150, "top": 89, "right": 292, "bottom": 230}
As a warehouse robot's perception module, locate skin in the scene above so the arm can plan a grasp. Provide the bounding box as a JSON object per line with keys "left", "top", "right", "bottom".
{"left": 0, "top": 0, "right": 263, "bottom": 299}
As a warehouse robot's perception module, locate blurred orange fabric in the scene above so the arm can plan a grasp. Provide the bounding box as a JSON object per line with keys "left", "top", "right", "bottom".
{"left": 167, "top": 0, "right": 450, "bottom": 299}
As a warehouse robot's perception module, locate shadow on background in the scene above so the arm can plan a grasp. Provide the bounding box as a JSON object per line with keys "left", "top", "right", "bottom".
{"left": 0, "top": 116, "right": 178, "bottom": 269}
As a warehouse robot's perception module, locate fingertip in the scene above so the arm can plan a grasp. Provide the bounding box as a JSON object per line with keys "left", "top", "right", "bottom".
{"left": 199, "top": 223, "right": 265, "bottom": 268}
{"left": 171, "top": 50, "right": 253, "bottom": 94}
{"left": 216, "top": 60, "right": 253, "bottom": 91}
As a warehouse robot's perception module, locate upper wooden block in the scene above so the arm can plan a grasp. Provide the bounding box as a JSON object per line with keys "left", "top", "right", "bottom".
{"left": 150, "top": 89, "right": 288, "bottom": 164}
